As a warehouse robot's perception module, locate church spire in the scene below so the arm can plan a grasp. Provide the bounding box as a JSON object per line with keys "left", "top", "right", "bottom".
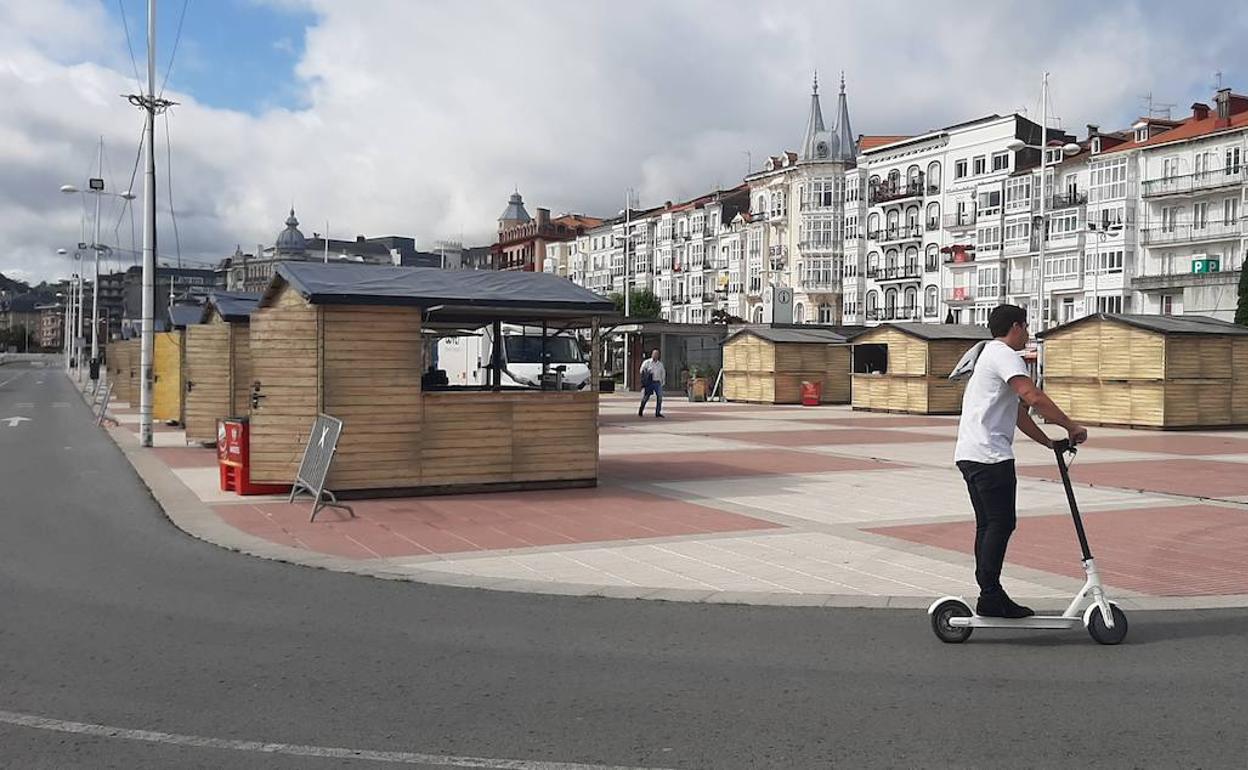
{"left": 801, "top": 71, "right": 827, "bottom": 161}
{"left": 832, "top": 72, "right": 856, "bottom": 162}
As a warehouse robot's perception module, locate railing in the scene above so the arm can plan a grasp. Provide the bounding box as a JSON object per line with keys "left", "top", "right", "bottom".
{"left": 925, "top": 259, "right": 940, "bottom": 273}
{"left": 866, "top": 306, "right": 921, "bottom": 322}
{"left": 868, "top": 224, "right": 923, "bottom": 243}
{"left": 943, "top": 287, "right": 976, "bottom": 302}
{"left": 1142, "top": 167, "right": 1247, "bottom": 197}
{"left": 943, "top": 212, "right": 977, "bottom": 228}
{"left": 1048, "top": 192, "right": 1088, "bottom": 209}
{"left": 1003, "top": 239, "right": 1040, "bottom": 256}
{"left": 942, "top": 251, "right": 977, "bottom": 265}
{"left": 799, "top": 276, "right": 839, "bottom": 291}
{"left": 1141, "top": 220, "right": 1244, "bottom": 245}
{"left": 869, "top": 178, "right": 925, "bottom": 205}
{"left": 867, "top": 265, "right": 922, "bottom": 282}
{"left": 1007, "top": 278, "right": 1035, "bottom": 294}
{"left": 925, "top": 218, "right": 940, "bottom": 232}
{"left": 923, "top": 303, "right": 938, "bottom": 317}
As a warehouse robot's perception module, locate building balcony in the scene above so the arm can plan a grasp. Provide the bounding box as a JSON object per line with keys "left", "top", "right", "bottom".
{"left": 1003, "top": 239, "right": 1039, "bottom": 257}
{"left": 1047, "top": 192, "right": 1088, "bottom": 209}
{"left": 866, "top": 265, "right": 923, "bottom": 283}
{"left": 943, "top": 287, "right": 977, "bottom": 303}
{"left": 1007, "top": 278, "right": 1035, "bottom": 295}
{"left": 925, "top": 218, "right": 940, "bottom": 232}
{"left": 943, "top": 212, "right": 977, "bottom": 230}
{"left": 799, "top": 276, "right": 840, "bottom": 292}
{"left": 942, "top": 251, "right": 977, "bottom": 266}
{"left": 1131, "top": 266, "right": 1241, "bottom": 291}
{"left": 866, "top": 306, "right": 922, "bottom": 322}
{"left": 869, "top": 178, "right": 925, "bottom": 206}
{"left": 1141, "top": 167, "right": 1247, "bottom": 198}
{"left": 1141, "top": 221, "right": 1243, "bottom": 246}
{"left": 798, "top": 240, "right": 836, "bottom": 253}
{"left": 868, "top": 224, "right": 924, "bottom": 244}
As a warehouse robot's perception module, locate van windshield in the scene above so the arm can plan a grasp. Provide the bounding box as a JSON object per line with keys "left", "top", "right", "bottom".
{"left": 503, "top": 335, "right": 583, "bottom": 364}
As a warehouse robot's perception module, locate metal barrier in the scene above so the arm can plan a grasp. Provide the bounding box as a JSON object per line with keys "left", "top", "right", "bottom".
{"left": 289, "top": 413, "right": 354, "bottom": 522}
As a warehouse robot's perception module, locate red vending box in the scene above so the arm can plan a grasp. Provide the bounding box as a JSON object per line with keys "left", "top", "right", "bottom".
{"left": 218, "top": 418, "right": 290, "bottom": 495}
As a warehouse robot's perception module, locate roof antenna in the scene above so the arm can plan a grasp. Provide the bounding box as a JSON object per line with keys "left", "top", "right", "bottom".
{"left": 812, "top": 69, "right": 818, "bottom": 95}
{"left": 1214, "top": 70, "right": 1224, "bottom": 90}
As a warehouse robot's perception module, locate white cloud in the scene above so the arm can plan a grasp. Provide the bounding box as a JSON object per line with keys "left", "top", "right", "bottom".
{"left": 0, "top": 0, "right": 1243, "bottom": 283}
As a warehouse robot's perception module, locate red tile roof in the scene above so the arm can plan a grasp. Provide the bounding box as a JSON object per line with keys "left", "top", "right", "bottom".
{"left": 859, "top": 135, "right": 912, "bottom": 151}
{"left": 1102, "top": 97, "right": 1248, "bottom": 154}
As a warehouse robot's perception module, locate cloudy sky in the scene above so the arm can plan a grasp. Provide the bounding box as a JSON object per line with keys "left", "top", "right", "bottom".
{"left": 2, "top": 0, "right": 1244, "bottom": 283}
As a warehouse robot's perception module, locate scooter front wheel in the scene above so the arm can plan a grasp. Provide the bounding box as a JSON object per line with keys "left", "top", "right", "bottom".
{"left": 931, "top": 599, "right": 973, "bottom": 643}
{"left": 1087, "top": 604, "right": 1128, "bottom": 645}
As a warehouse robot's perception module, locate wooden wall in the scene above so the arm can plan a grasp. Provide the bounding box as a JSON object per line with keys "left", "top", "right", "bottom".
{"left": 184, "top": 317, "right": 231, "bottom": 443}
{"left": 849, "top": 328, "right": 978, "bottom": 414}
{"left": 126, "top": 340, "right": 140, "bottom": 405}
{"left": 249, "top": 284, "right": 321, "bottom": 485}
{"left": 108, "top": 341, "right": 133, "bottom": 404}
{"left": 722, "top": 334, "right": 850, "bottom": 404}
{"left": 231, "top": 322, "right": 252, "bottom": 421}
{"left": 322, "top": 306, "right": 423, "bottom": 491}
{"left": 1045, "top": 319, "right": 1248, "bottom": 428}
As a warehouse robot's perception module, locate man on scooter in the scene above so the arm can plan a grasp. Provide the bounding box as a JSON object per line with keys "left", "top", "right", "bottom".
{"left": 954, "top": 304, "right": 1088, "bottom": 619}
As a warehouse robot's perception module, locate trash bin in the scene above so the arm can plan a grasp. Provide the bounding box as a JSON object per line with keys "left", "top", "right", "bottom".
{"left": 800, "top": 380, "right": 821, "bottom": 406}
{"left": 218, "top": 417, "right": 290, "bottom": 495}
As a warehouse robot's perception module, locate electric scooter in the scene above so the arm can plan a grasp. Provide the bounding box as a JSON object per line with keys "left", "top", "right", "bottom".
{"left": 928, "top": 438, "right": 1128, "bottom": 645}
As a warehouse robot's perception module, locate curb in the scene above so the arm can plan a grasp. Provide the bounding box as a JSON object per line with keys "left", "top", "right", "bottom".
{"left": 96, "top": 397, "right": 1248, "bottom": 611}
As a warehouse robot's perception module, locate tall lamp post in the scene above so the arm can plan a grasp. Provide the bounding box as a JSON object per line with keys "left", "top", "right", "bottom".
{"left": 62, "top": 146, "right": 136, "bottom": 379}
{"left": 1004, "top": 74, "right": 1081, "bottom": 386}
{"left": 1086, "top": 221, "right": 1123, "bottom": 315}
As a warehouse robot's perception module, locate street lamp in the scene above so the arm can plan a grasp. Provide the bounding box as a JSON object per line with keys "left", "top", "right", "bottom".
{"left": 1087, "top": 221, "right": 1123, "bottom": 316}
{"left": 62, "top": 140, "right": 137, "bottom": 379}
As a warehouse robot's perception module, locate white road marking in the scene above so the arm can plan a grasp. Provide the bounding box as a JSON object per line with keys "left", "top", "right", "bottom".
{"left": 51, "top": 402, "right": 71, "bottom": 408}
{"left": 0, "top": 709, "right": 675, "bottom": 769}
{"left": 2, "top": 416, "right": 32, "bottom": 427}
{"left": 15, "top": 403, "right": 34, "bottom": 409}
{"left": 0, "top": 373, "right": 25, "bottom": 388}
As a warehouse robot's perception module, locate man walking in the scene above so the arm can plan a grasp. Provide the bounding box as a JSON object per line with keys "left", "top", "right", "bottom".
{"left": 955, "top": 304, "right": 1087, "bottom": 618}
{"left": 638, "top": 348, "right": 665, "bottom": 418}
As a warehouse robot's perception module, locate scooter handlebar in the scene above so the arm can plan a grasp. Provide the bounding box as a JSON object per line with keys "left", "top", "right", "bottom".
{"left": 1052, "top": 438, "right": 1076, "bottom": 455}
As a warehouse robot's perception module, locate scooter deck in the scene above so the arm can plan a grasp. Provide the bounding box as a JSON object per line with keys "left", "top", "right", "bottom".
{"left": 950, "top": 615, "right": 1082, "bottom": 630}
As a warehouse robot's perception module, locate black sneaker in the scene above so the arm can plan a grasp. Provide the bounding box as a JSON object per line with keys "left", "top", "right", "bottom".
{"left": 976, "top": 593, "right": 1035, "bottom": 619}
{"left": 638, "top": 408, "right": 644, "bottom": 417}
{"left": 655, "top": 413, "right": 666, "bottom": 419}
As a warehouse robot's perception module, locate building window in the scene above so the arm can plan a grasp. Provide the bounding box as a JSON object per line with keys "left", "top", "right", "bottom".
{"left": 973, "top": 156, "right": 987, "bottom": 175}
{"left": 955, "top": 160, "right": 968, "bottom": 179}
{"left": 992, "top": 152, "right": 1009, "bottom": 172}
{"left": 924, "top": 285, "right": 938, "bottom": 315}
{"left": 1161, "top": 295, "right": 1174, "bottom": 315}
{"left": 1089, "top": 158, "right": 1127, "bottom": 203}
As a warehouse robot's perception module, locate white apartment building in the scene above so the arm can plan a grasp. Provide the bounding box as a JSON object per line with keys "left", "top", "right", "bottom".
{"left": 744, "top": 75, "right": 855, "bottom": 325}
{"left": 847, "top": 114, "right": 1075, "bottom": 328}
{"left": 1120, "top": 89, "right": 1248, "bottom": 320}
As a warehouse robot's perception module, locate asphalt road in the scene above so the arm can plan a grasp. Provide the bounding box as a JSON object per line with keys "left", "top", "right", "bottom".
{"left": 2, "top": 360, "right": 1247, "bottom": 769}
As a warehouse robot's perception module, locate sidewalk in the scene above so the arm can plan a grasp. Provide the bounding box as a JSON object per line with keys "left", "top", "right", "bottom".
{"left": 102, "top": 390, "right": 1248, "bottom": 609}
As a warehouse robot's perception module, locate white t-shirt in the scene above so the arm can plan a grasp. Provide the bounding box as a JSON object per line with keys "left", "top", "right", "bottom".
{"left": 954, "top": 340, "right": 1031, "bottom": 464}
{"left": 640, "top": 359, "right": 666, "bottom": 386}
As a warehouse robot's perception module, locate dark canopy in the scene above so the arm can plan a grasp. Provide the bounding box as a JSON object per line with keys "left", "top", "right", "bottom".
{"left": 204, "top": 291, "right": 263, "bottom": 323}
{"left": 268, "top": 262, "right": 617, "bottom": 326}
{"left": 167, "top": 303, "right": 205, "bottom": 329}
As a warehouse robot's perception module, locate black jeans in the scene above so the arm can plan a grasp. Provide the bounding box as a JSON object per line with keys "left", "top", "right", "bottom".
{"left": 956, "top": 459, "right": 1017, "bottom": 597}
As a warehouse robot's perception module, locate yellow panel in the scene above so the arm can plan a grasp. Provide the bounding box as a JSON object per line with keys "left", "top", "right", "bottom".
{"left": 152, "top": 331, "right": 184, "bottom": 422}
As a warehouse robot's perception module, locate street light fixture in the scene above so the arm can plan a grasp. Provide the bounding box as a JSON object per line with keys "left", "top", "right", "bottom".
{"left": 1087, "top": 221, "right": 1124, "bottom": 315}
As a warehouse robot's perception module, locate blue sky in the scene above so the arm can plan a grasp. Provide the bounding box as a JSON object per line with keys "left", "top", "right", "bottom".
{"left": 105, "top": 0, "right": 314, "bottom": 113}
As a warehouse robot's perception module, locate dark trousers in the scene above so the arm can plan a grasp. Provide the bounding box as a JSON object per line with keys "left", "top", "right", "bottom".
{"left": 956, "top": 459, "right": 1017, "bottom": 597}
{"left": 639, "top": 382, "right": 663, "bottom": 415}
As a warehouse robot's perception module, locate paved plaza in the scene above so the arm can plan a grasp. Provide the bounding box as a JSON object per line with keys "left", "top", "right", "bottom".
{"left": 102, "top": 392, "right": 1248, "bottom": 609}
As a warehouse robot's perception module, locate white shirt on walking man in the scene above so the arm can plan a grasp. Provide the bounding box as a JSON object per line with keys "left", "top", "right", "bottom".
{"left": 638, "top": 349, "right": 665, "bottom": 418}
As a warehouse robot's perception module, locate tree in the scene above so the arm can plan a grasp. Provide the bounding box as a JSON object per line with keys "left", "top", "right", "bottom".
{"left": 609, "top": 288, "right": 662, "bottom": 320}
{"left": 1237, "top": 264, "right": 1248, "bottom": 326}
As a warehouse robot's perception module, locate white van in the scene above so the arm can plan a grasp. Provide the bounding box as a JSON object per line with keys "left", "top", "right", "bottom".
{"left": 435, "top": 325, "right": 590, "bottom": 390}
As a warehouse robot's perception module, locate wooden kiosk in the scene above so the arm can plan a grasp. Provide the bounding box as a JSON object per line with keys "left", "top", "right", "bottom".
{"left": 108, "top": 338, "right": 138, "bottom": 405}
{"left": 1040, "top": 313, "right": 1248, "bottom": 429}
{"left": 722, "top": 326, "right": 852, "bottom": 404}
{"left": 851, "top": 323, "right": 990, "bottom": 414}
{"left": 184, "top": 292, "right": 261, "bottom": 444}
{"left": 247, "top": 263, "right": 615, "bottom": 495}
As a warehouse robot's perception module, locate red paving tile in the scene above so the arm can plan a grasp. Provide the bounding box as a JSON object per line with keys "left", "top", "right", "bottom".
{"left": 209, "top": 486, "right": 781, "bottom": 560}
{"left": 705, "top": 428, "right": 953, "bottom": 447}
{"left": 1081, "top": 434, "right": 1248, "bottom": 456}
{"left": 600, "top": 449, "right": 901, "bottom": 482}
{"left": 151, "top": 446, "right": 218, "bottom": 468}
{"left": 1019, "top": 459, "right": 1248, "bottom": 499}
{"left": 126, "top": 422, "right": 181, "bottom": 434}
{"left": 870, "top": 504, "right": 1248, "bottom": 596}
{"left": 599, "top": 411, "right": 739, "bottom": 425}
{"left": 808, "top": 416, "right": 959, "bottom": 429}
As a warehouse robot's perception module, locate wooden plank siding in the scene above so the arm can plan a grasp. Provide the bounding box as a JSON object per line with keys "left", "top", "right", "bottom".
{"left": 184, "top": 315, "right": 232, "bottom": 444}
{"left": 247, "top": 283, "right": 601, "bottom": 493}
{"left": 108, "top": 341, "right": 133, "bottom": 404}
{"left": 152, "top": 331, "right": 185, "bottom": 423}
{"left": 849, "top": 327, "right": 978, "bottom": 415}
{"left": 722, "top": 334, "right": 850, "bottom": 404}
{"left": 1045, "top": 317, "right": 1248, "bottom": 429}
{"left": 249, "top": 284, "right": 321, "bottom": 484}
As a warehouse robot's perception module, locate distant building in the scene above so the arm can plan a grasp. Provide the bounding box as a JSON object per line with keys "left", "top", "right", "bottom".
{"left": 492, "top": 190, "right": 602, "bottom": 271}
{"left": 226, "top": 208, "right": 428, "bottom": 291}
{"left": 36, "top": 303, "right": 64, "bottom": 349}
{"left": 120, "top": 265, "right": 215, "bottom": 336}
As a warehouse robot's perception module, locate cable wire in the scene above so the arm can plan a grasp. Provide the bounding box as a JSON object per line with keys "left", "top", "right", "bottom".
{"left": 162, "top": 111, "right": 182, "bottom": 268}
{"left": 158, "top": 0, "right": 191, "bottom": 99}
{"left": 116, "top": 0, "right": 145, "bottom": 93}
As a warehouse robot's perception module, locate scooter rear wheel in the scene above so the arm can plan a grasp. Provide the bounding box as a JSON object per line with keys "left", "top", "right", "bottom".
{"left": 931, "top": 599, "right": 973, "bottom": 643}
{"left": 1087, "top": 605, "right": 1128, "bottom": 645}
